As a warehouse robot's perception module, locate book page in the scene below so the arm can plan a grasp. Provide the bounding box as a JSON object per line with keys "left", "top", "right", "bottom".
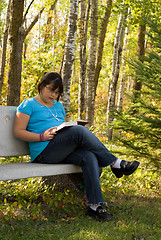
{"left": 56, "top": 120, "right": 88, "bottom": 132}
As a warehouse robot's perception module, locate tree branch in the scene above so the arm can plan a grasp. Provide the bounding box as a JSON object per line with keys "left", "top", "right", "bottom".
{"left": 24, "top": 7, "right": 45, "bottom": 39}
{"left": 23, "top": 0, "right": 35, "bottom": 23}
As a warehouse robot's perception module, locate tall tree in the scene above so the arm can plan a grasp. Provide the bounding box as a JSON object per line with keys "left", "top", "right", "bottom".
{"left": 117, "top": 8, "right": 130, "bottom": 112}
{"left": 61, "top": 0, "right": 79, "bottom": 118}
{"left": 129, "top": 0, "right": 157, "bottom": 109}
{"left": 107, "top": 5, "right": 128, "bottom": 140}
{"left": 132, "top": 21, "right": 146, "bottom": 103}
{"left": 7, "top": 0, "right": 44, "bottom": 106}
{"left": 85, "top": 0, "right": 113, "bottom": 125}
{"left": 112, "top": 19, "right": 161, "bottom": 168}
{"left": 7, "top": 0, "right": 24, "bottom": 106}
{"left": 0, "top": 0, "right": 11, "bottom": 102}
{"left": 78, "top": 0, "right": 90, "bottom": 119}
{"left": 43, "top": 0, "right": 58, "bottom": 45}
{"left": 86, "top": 0, "right": 98, "bottom": 126}
{"left": 94, "top": 0, "right": 113, "bottom": 96}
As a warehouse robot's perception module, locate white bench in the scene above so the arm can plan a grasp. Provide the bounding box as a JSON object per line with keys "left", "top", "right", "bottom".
{"left": 0, "top": 106, "right": 81, "bottom": 181}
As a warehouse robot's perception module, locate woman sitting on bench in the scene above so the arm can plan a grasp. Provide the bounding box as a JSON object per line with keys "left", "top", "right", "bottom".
{"left": 14, "top": 71, "right": 140, "bottom": 221}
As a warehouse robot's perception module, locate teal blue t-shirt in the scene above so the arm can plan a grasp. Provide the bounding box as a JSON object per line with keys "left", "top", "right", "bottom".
{"left": 17, "top": 98, "right": 66, "bottom": 162}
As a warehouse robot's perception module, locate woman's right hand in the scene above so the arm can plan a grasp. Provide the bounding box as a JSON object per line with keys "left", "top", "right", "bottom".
{"left": 42, "top": 127, "right": 57, "bottom": 141}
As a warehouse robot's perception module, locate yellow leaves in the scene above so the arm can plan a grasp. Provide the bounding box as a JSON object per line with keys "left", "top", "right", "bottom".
{"left": 32, "top": 214, "right": 37, "bottom": 220}
{"left": 0, "top": 211, "right": 4, "bottom": 218}
{"left": 101, "top": 185, "right": 110, "bottom": 193}
{"left": 125, "top": 132, "right": 135, "bottom": 139}
{"left": 57, "top": 216, "right": 75, "bottom": 222}
{"left": 116, "top": 221, "right": 128, "bottom": 229}
{"left": 13, "top": 201, "right": 22, "bottom": 210}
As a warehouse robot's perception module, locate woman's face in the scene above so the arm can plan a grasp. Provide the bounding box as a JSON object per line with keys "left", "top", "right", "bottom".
{"left": 40, "top": 83, "right": 61, "bottom": 103}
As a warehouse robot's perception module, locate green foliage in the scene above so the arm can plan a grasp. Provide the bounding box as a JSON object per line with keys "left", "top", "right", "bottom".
{"left": 112, "top": 19, "right": 161, "bottom": 167}
{"left": 125, "top": 0, "right": 161, "bottom": 25}
{"left": 0, "top": 155, "right": 30, "bottom": 164}
{"left": 0, "top": 177, "right": 83, "bottom": 221}
{"left": 0, "top": 0, "right": 6, "bottom": 39}
{"left": 21, "top": 45, "right": 63, "bottom": 100}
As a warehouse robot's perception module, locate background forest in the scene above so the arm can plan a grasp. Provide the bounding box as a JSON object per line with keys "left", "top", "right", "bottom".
{"left": 0, "top": 0, "right": 161, "bottom": 167}
{"left": 0, "top": 1, "right": 161, "bottom": 238}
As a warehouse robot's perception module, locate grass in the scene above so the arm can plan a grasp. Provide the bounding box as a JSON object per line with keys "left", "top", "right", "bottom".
{"left": 0, "top": 192, "right": 160, "bottom": 240}
{"left": 0, "top": 169, "right": 160, "bottom": 240}
{"left": 0, "top": 143, "right": 161, "bottom": 240}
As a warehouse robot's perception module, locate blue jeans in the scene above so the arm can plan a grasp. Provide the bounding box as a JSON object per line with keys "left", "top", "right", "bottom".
{"left": 34, "top": 125, "right": 117, "bottom": 205}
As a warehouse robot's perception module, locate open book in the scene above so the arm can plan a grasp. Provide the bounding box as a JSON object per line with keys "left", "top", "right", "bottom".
{"left": 56, "top": 120, "right": 88, "bottom": 132}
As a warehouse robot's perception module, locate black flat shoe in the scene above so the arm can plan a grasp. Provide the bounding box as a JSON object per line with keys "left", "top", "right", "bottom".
{"left": 86, "top": 206, "right": 114, "bottom": 221}
{"left": 111, "top": 160, "right": 140, "bottom": 178}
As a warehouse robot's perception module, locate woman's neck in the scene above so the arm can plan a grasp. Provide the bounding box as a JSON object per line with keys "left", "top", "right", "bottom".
{"left": 35, "top": 94, "right": 54, "bottom": 107}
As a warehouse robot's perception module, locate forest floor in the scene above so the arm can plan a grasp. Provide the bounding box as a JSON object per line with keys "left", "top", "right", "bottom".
{"left": 0, "top": 142, "right": 160, "bottom": 240}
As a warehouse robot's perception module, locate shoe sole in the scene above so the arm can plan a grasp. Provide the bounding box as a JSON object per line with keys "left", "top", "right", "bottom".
{"left": 86, "top": 211, "right": 114, "bottom": 222}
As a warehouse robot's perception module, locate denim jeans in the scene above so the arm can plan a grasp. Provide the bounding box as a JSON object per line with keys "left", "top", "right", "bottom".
{"left": 34, "top": 125, "right": 117, "bottom": 205}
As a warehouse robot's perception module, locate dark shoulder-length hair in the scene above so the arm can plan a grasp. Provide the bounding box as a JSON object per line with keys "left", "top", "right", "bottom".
{"left": 38, "top": 72, "right": 63, "bottom": 101}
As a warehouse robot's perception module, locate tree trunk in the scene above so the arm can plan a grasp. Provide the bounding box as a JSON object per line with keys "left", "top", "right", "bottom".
{"left": 107, "top": 7, "right": 128, "bottom": 140}
{"left": 117, "top": 8, "right": 130, "bottom": 112}
{"left": 86, "top": 0, "right": 98, "bottom": 126}
{"left": 78, "top": 0, "right": 90, "bottom": 119}
{"left": 43, "top": 0, "right": 58, "bottom": 45}
{"left": 133, "top": 22, "right": 146, "bottom": 102}
{"left": 94, "top": 0, "right": 113, "bottom": 96}
{"left": 7, "top": 0, "right": 25, "bottom": 106}
{"left": 61, "top": 0, "right": 79, "bottom": 119}
{"left": 7, "top": 0, "right": 44, "bottom": 106}
{"left": 0, "top": 0, "right": 11, "bottom": 103}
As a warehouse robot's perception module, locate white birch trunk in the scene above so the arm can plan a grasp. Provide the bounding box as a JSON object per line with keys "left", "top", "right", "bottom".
{"left": 78, "top": 0, "right": 90, "bottom": 119}
{"left": 107, "top": 7, "right": 128, "bottom": 140}
{"left": 61, "top": 0, "right": 79, "bottom": 119}
{"left": 94, "top": 0, "right": 113, "bottom": 96}
{"left": 86, "top": 0, "right": 98, "bottom": 126}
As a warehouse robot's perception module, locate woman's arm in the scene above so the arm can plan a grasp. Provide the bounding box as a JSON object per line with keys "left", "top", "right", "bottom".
{"left": 14, "top": 112, "right": 56, "bottom": 142}
{"left": 14, "top": 112, "right": 40, "bottom": 142}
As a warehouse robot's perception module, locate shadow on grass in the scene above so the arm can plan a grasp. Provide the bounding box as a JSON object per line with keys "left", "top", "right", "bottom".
{"left": 0, "top": 191, "right": 160, "bottom": 240}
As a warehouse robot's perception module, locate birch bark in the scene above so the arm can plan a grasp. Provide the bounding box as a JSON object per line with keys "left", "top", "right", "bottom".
{"left": 107, "top": 7, "right": 128, "bottom": 140}
{"left": 86, "top": 0, "right": 98, "bottom": 126}
{"left": 61, "top": 0, "right": 79, "bottom": 119}
{"left": 94, "top": 0, "right": 113, "bottom": 96}
{"left": 78, "top": 0, "right": 90, "bottom": 119}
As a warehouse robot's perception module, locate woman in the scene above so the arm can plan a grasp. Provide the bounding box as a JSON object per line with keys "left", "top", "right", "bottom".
{"left": 14, "top": 71, "right": 140, "bottom": 221}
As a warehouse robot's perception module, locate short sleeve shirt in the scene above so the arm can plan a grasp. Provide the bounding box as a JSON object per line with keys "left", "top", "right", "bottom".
{"left": 17, "top": 97, "right": 66, "bottom": 161}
